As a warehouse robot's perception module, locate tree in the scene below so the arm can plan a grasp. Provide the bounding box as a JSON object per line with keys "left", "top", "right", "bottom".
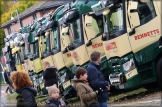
{"left": 0, "top": 0, "right": 40, "bottom": 56}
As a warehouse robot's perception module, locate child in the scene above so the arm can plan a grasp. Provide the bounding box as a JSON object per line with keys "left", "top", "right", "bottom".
{"left": 45, "top": 85, "right": 66, "bottom": 107}
{"left": 72, "top": 67, "right": 100, "bottom": 107}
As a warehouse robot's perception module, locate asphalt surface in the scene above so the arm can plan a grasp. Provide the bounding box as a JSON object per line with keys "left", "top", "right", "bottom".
{"left": 0, "top": 85, "right": 8, "bottom": 107}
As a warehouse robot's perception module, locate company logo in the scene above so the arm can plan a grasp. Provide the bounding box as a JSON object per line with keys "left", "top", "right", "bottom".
{"left": 67, "top": 53, "right": 71, "bottom": 57}
{"left": 105, "top": 42, "right": 117, "bottom": 50}
{"left": 72, "top": 51, "right": 78, "bottom": 59}
{"left": 134, "top": 29, "right": 159, "bottom": 40}
{"left": 92, "top": 43, "right": 103, "bottom": 49}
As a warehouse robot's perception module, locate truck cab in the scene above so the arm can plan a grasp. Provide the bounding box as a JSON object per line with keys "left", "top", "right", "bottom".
{"left": 92, "top": 0, "right": 161, "bottom": 89}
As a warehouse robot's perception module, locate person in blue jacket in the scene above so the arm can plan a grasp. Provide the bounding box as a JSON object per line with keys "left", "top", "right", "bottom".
{"left": 86, "top": 51, "right": 110, "bottom": 107}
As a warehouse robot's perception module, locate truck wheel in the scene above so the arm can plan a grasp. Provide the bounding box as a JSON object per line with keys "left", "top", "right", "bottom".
{"left": 156, "top": 58, "right": 162, "bottom": 87}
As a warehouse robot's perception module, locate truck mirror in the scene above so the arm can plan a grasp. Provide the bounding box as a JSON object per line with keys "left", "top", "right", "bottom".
{"left": 62, "top": 23, "right": 68, "bottom": 28}
{"left": 35, "top": 37, "right": 39, "bottom": 41}
{"left": 128, "top": 1, "right": 140, "bottom": 29}
{"left": 102, "top": 33, "right": 109, "bottom": 41}
{"left": 86, "top": 40, "right": 92, "bottom": 47}
{"left": 45, "top": 31, "right": 50, "bottom": 37}
{"left": 103, "top": 9, "right": 110, "bottom": 16}
{"left": 140, "top": 0, "right": 150, "bottom": 3}
{"left": 85, "top": 0, "right": 89, "bottom": 4}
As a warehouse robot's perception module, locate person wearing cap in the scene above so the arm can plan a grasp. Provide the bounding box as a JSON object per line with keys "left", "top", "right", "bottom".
{"left": 45, "top": 84, "right": 66, "bottom": 107}
{"left": 3, "top": 67, "right": 13, "bottom": 94}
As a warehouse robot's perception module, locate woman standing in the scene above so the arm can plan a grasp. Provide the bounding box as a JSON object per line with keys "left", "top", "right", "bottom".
{"left": 43, "top": 61, "right": 58, "bottom": 88}
{"left": 10, "top": 71, "right": 38, "bottom": 107}
{"left": 72, "top": 67, "right": 100, "bottom": 107}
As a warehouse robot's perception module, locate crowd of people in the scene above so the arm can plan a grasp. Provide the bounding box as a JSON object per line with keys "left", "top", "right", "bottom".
{"left": 3, "top": 51, "right": 110, "bottom": 107}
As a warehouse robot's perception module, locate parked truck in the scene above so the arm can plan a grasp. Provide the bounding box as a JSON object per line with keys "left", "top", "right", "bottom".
{"left": 91, "top": 0, "right": 162, "bottom": 89}
{"left": 3, "top": 0, "right": 161, "bottom": 100}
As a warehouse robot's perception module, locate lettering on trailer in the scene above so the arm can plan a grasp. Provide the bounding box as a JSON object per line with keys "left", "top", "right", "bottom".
{"left": 106, "top": 42, "right": 117, "bottom": 50}
{"left": 134, "top": 29, "right": 160, "bottom": 40}
{"left": 92, "top": 43, "right": 103, "bottom": 49}
{"left": 67, "top": 53, "right": 71, "bottom": 57}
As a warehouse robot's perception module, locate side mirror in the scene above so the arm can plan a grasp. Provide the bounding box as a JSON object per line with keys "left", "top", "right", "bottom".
{"left": 85, "top": 0, "right": 89, "bottom": 4}
{"left": 62, "top": 47, "right": 68, "bottom": 54}
{"left": 21, "top": 60, "right": 24, "bottom": 64}
{"left": 102, "top": 33, "right": 108, "bottom": 41}
{"left": 86, "top": 40, "right": 92, "bottom": 47}
{"left": 103, "top": 9, "right": 110, "bottom": 16}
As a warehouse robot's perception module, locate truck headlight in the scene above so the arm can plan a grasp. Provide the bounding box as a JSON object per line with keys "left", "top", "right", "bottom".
{"left": 123, "top": 58, "right": 135, "bottom": 72}
{"left": 60, "top": 73, "right": 67, "bottom": 83}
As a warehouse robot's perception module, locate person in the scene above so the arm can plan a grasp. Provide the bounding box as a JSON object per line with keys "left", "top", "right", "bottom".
{"left": 3, "top": 67, "right": 13, "bottom": 94}
{"left": 10, "top": 71, "right": 38, "bottom": 107}
{"left": 72, "top": 67, "right": 100, "bottom": 107}
{"left": 86, "top": 51, "right": 110, "bottom": 107}
{"left": 45, "top": 84, "right": 66, "bottom": 107}
{"left": 43, "top": 61, "right": 58, "bottom": 88}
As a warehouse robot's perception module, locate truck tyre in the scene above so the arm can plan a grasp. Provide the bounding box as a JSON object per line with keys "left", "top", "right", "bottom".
{"left": 156, "top": 57, "right": 162, "bottom": 87}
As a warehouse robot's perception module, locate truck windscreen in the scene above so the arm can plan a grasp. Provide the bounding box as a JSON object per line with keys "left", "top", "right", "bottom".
{"left": 105, "top": 3, "right": 124, "bottom": 39}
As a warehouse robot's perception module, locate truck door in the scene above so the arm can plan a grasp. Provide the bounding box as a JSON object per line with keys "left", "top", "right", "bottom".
{"left": 128, "top": 0, "right": 161, "bottom": 62}
{"left": 83, "top": 14, "right": 105, "bottom": 57}
{"left": 60, "top": 25, "right": 73, "bottom": 67}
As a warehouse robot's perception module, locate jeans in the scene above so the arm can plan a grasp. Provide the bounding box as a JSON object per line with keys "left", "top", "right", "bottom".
{"left": 99, "top": 102, "right": 108, "bottom": 107}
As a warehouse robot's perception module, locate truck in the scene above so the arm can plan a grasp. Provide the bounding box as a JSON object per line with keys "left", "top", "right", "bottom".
{"left": 91, "top": 0, "right": 162, "bottom": 89}
{"left": 59, "top": 0, "right": 111, "bottom": 84}
{"left": 4, "top": 32, "right": 24, "bottom": 72}
{"left": 34, "top": 6, "right": 69, "bottom": 95}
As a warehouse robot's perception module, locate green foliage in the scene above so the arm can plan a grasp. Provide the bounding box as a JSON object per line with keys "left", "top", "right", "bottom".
{"left": 0, "top": 0, "right": 40, "bottom": 56}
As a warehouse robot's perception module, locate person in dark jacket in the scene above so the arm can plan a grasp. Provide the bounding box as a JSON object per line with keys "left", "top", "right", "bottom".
{"left": 86, "top": 51, "right": 110, "bottom": 107}
{"left": 43, "top": 61, "right": 58, "bottom": 88}
{"left": 10, "top": 71, "right": 38, "bottom": 107}
{"left": 45, "top": 84, "right": 66, "bottom": 107}
{"left": 3, "top": 67, "right": 13, "bottom": 94}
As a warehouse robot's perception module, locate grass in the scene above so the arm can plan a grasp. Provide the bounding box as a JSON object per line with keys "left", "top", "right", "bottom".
{"left": 6, "top": 87, "right": 148, "bottom": 105}
{"left": 7, "top": 93, "right": 18, "bottom": 100}
{"left": 0, "top": 83, "right": 8, "bottom": 86}
{"left": 109, "top": 87, "right": 147, "bottom": 103}
{"left": 36, "top": 95, "right": 48, "bottom": 103}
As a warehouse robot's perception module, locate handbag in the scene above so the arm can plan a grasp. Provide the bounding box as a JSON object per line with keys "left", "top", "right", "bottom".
{"left": 82, "top": 86, "right": 101, "bottom": 107}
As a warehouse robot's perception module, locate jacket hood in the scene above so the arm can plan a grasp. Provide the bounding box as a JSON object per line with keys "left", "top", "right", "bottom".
{"left": 71, "top": 78, "right": 86, "bottom": 89}
{"left": 16, "top": 86, "right": 37, "bottom": 96}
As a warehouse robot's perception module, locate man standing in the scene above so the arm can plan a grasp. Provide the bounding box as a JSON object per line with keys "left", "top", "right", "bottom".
{"left": 43, "top": 61, "right": 58, "bottom": 88}
{"left": 86, "top": 51, "right": 110, "bottom": 107}
{"left": 3, "top": 67, "right": 13, "bottom": 94}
